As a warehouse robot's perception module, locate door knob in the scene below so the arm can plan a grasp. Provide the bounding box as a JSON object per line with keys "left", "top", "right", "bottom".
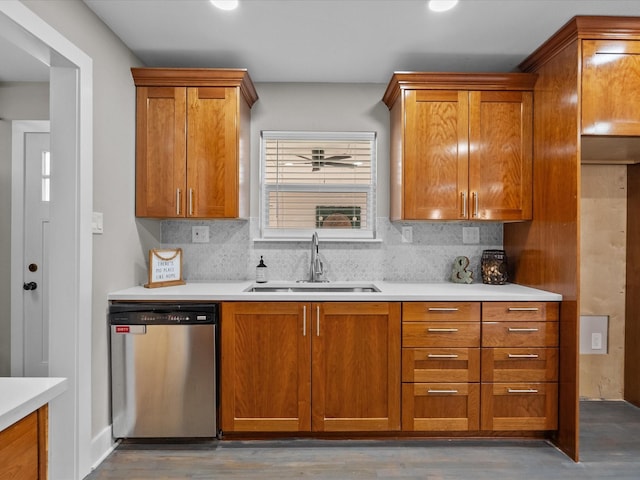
{"left": 23, "top": 282, "right": 38, "bottom": 291}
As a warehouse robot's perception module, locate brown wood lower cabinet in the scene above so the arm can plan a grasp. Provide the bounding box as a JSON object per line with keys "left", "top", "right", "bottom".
{"left": 0, "top": 405, "right": 48, "bottom": 480}
{"left": 221, "top": 301, "right": 401, "bottom": 434}
{"left": 402, "top": 383, "right": 480, "bottom": 431}
{"left": 222, "top": 300, "right": 559, "bottom": 437}
{"left": 481, "top": 382, "right": 558, "bottom": 431}
{"left": 401, "top": 301, "right": 559, "bottom": 434}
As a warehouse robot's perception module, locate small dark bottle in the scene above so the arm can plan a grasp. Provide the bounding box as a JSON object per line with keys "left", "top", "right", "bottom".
{"left": 256, "top": 256, "right": 268, "bottom": 283}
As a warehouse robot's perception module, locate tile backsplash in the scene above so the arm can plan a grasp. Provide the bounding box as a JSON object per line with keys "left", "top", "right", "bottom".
{"left": 161, "top": 218, "right": 502, "bottom": 283}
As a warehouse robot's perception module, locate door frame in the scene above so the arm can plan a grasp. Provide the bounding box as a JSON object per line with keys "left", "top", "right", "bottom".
{"left": 11, "top": 120, "right": 50, "bottom": 376}
{"left": 1, "top": 2, "right": 93, "bottom": 479}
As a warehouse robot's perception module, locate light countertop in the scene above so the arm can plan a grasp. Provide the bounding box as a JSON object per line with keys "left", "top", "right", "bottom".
{"left": 108, "top": 281, "right": 562, "bottom": 302}
{"left": 0, "top": 377, "right": 67, "bottom": 431}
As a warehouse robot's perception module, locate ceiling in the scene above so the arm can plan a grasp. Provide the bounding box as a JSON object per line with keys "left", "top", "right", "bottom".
{"left": 4, "top": 0, "right": 640, "bottom": 84}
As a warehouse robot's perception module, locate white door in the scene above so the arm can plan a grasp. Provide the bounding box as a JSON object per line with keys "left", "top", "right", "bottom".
{"left": 23, "top": 132, "right": 50, "bottom": 377}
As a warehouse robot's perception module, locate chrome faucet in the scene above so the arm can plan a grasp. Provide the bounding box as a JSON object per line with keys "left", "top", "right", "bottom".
{"left": 309, "top": 232, "right": 325, "bottom": 282}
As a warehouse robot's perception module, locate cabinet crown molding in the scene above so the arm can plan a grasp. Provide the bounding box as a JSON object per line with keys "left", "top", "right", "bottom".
{"left": 382, "top": 72, "right": 537, "bottom": 109}
{"left": 520, "top": 15, "right": 640, "bottom": 73}
{"left": 131, "top": 67, "right": 258, "bottom": 107}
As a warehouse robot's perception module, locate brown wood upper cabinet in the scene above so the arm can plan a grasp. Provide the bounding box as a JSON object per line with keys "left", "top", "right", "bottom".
{"left": 383, "top": 73, "right": 536, "bottom": 221}
{"left": 221, "top": 302, "right": 401, "bottom": 433}
{"left": 132, "top": 68, "right": 258, "bottom": 218}
{"left": 582, "top": 39, "right": 640, "bottom": 136}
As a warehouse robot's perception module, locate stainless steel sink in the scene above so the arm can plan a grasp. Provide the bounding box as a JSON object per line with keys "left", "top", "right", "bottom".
{"left": 244, "top": 283, "right": 380, "bottom": 293}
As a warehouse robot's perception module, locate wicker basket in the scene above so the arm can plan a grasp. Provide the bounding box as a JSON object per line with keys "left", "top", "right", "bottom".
{"left": 481, "top": 250, "right": 508, "bottom": 285}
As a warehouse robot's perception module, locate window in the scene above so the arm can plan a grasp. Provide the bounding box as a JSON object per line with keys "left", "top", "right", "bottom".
{"left": 260, "top": 131, "right": 376, "bottom": 240}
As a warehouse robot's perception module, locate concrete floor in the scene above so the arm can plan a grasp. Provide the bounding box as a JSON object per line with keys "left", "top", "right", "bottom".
{"left": 85, "top": 401, "right": 640, "bottom": 479}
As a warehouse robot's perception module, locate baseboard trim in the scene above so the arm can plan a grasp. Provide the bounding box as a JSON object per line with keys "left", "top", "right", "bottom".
{"left": 91, "top": 424, "right": 117, "bottom": 470}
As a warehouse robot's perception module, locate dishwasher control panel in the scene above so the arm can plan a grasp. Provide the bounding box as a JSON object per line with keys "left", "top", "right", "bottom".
{"left": 109, "top": 302, "right": 218, "bottom": 325}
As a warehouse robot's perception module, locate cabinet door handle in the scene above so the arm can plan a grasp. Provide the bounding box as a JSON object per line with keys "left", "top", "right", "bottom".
{"left": 508, "top": 353, "right": 539, "bottom": 359}
{"left": 427, "top": 307, "right": 459, "bottom": 312}
{"left": 188, "top": 188, "right": 194, "bottom": 216}
{"left": 428, "top": 328, "right": 459, "bottom": 333}
{"left": 316, "top": 305, "right": 320, "bottom": 336}
{"left": 427, "top": 354, "right": 459, "bottom": 359}
{"left": 508, "top": 388, "right": 539, "bottom": 394}
{"left": 472, "top": 191, "right": 478, "bottom": 218}
{"left": 461, "top": 191, "right": 467, "bottom": 218}
{"left": 508, "top": 327, "right": 539, "bottom": 332}
{"left": 302, "top": 306, "right": 307, "bottom": 337}
{"left": 508, "top": 307, "right": 540, "bottom": 312}
{"left": 428, "top": 389, "right": 458, "bottom": 394}
{"left": 176, "top": 189, "right": 182, "bottom": 216}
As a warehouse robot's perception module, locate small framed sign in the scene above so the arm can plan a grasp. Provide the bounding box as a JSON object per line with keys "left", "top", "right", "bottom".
{"left": 145, "top": 248, "right": 186, "bottom": 288}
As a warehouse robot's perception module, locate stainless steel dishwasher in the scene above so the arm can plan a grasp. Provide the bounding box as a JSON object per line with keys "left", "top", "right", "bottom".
{"left": 109, "top": 302, "right": 218, "bottom": 439}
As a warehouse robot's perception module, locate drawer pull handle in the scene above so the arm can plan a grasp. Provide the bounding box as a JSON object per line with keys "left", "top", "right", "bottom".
{"left": 508, "top": 388, "right": 539, "bottom": 394}
{"left": 302, "top": 306, "right": 307, "bottom": 337}
{"left": 428, "top": 389, "right": 458, "bottom": 394}
{"left": 508, "top": 307, "right": 540, "bottom": 312}
{"left": 508, "top": 353, "right": 539, "bottom": 359}
{"left": 461, "top": 191, "right": 466, "bottom": 217}
{"left": 427, "top": 354, "right": 459, "bottom": 359}
{"left": 428, "top": 328, "right": 459, "bottom": 333}
{"left": 508, "top": 328, "right": 539, "bottom": 332}
{"left": 427, "top": 307, "right": 459, "bottom": 312}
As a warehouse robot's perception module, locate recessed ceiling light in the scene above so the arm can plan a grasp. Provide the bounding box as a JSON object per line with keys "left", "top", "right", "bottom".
{"left": 210, "top": 0, "right": 239, "bottom": 11}
{"left": 428, "top": 0, "right": 458, "bottom": 12}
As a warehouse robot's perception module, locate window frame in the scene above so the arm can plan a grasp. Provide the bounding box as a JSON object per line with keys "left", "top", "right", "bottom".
{"left": 259, "top": 130, "right": 377, "bottom": 241}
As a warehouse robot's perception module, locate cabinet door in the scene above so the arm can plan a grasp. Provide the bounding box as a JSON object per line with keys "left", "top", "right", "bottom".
{"left": 221, "top": 302, "right": 311, "bottom": 432}
{"left": 135, "top": 86, "right": 186, "bottom": 217}
{"left": 403, "top": 90, "right": 469, "bottom": 220}
{"left": 187, "top": 87, "right": 239, "bottom": 218}
{"left": 582, "top": 40, "right": 640, "bottom": 135}
{"left": 312, "top": 302, "right": 401, "bottom": 431}
{"left": 468, "top": 91, "right": 533, "bottom": 220}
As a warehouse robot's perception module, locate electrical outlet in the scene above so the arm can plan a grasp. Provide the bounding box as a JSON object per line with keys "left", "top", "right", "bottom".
{"left": 462, "top": 226, "right": 479, "bottom": 244}
{"left": 192, "top": 225, "right": 210, "bottom": 243}
{"left": 401, "top": 226, "right": 413, "bottom": 243}
{"left": 591, "top": 332, "right": 603, "bottom": 350}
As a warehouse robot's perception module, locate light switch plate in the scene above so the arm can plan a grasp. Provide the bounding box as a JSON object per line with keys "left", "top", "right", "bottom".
{"left": 92, "top": 212, "right": 103, "bottom": 234}
{"left": 192, "top": 225, "right": 210, "bottom": 243}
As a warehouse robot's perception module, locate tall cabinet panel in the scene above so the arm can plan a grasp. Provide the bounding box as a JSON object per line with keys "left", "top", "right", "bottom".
{"left": 506, "top": 15, "right": 640, "bottom": 461}
{"left": 132, "top": 68, "right": 258, "bottom": 219}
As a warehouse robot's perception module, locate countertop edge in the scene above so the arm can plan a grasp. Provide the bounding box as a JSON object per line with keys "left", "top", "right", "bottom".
{"left": 0, "top": 377, "right": 68, "bottom": 432}
{"left": 108, "top": 281, "right": 563, "bottom": 302}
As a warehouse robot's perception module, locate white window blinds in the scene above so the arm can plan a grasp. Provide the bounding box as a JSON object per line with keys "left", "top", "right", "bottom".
{"left": 260, "top": 131, "right": 376, "bottom": 239}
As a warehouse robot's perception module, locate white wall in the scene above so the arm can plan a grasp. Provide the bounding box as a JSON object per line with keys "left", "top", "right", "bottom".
{"left": 20, "top": 1, "right": 157, "bottom": 458}
{"left": 0, "top": 82, "right": 49, "bottom": 376}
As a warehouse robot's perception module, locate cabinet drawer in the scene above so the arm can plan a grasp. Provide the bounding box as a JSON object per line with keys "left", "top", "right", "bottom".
{"left": 402, "top": 348, "right": 480, "bottom": 383}
{"left": 481, "top": 348, "right": 558, "bottom": 382}
{"left": 482, "top": 302, "right": 558, "bottom": 322}
{"left": 403, "top": 322, "right": 480, "bottom": 348}
{"left": 402, "top": 383, "right": 480, "bottom": 431}
{"left": 403, "top": 302, "right": 480, "bottom": 322}
{"left": 481, "top": 382, "right": 558, "bottom": 431}
{"left": 482, "top": 321, "right": 558, "bottom": 348}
